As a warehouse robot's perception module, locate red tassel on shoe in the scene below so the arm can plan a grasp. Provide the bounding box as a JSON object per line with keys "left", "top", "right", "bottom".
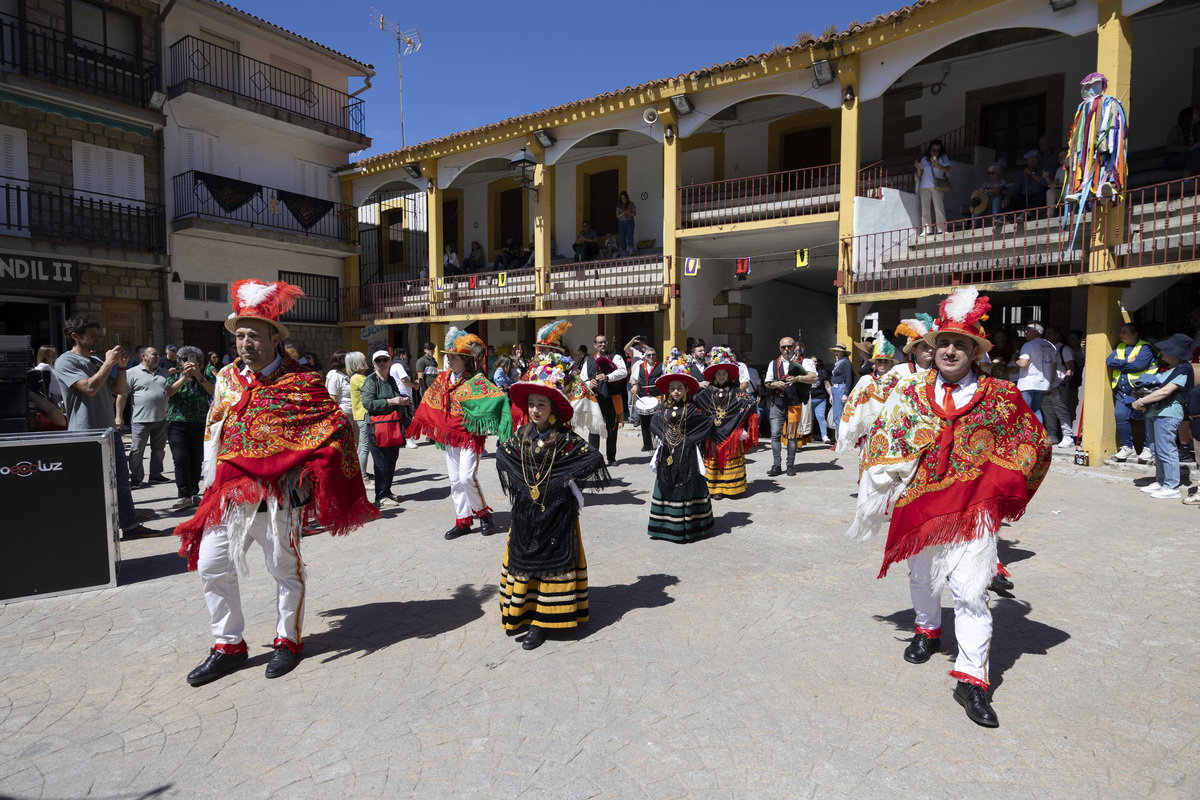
{"left": 214, "top": 641, "right": 248, "bottom": 654}
{"left": 949, "top": 670, "right": 988, "bottom": 690}
{"left": 996, "top": 562, "right": 1011, "bottom": 578}
{"left": 474, "top": 506, "right": 493, "bottom": 519}
{"left": 455, "top": 516, "right": 474, "bottom": 529}
{"left": 915, "top": 625, "right": 942, "bottom": 638}
{"left": 273, "top": 637, "right": 303, "bottom": 654}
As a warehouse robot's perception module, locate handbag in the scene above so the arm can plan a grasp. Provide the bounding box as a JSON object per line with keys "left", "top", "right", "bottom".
{"left": 371, "top": 410, "right": 406, "bottom": 448}
{"left": 934, "top": 176, "right": 952, "bottom": 193}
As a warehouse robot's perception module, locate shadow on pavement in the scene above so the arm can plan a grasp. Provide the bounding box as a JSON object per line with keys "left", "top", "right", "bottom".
{"left": 743, "top": 479, "right": 786, "bottom": 497}
{"left": 997, "top": 538, "right": 1036, "bottom": 566}
{"left": 708, "top": 510, "right": 753, "bottom": 538}
{"left": 571, "top": 573, "right": 681, "bottom": 636}
{"left": 586, "top": 489, "right": 647, "bottom": 507}
{"left": 406, "top": 485, "right": 452, "bottom": 503}
{"left": 120, "top": 549, "right": 189, "bottom": 585}
{"left": 311, "top": 583, "right": 499, "bottom": 662}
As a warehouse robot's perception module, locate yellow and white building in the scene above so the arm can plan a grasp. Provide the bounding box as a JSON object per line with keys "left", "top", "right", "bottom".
{"left": 337, "top": 0, "right": 1200, "bottom": 463}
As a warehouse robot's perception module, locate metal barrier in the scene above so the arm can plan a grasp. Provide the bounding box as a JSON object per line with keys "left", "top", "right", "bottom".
{"left": 0, "top": 177, "right": 164, "bottom": 252}
{"left": 433, "top": 267, "right": 537, "bottom": 317}
{"left": 546, "top": 255, "right": 667, "bottom": 310}
{"left": 168, "top": 36, "right": 365, "bottom": 133}
{"left": 344, "top": 279, "right": 432, "bottom": 321}
{"left": 679, "top": 165, "right": 839, "bottom": 229}
{"left": 1120, "top": 177, "right": 1200, "bottom": 269}
{"left": 172, "top": 171, "right": 357, "bottom": 244}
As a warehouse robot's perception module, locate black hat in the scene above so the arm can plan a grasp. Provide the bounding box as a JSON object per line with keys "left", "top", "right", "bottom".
{"left": 1156, "top": 333, "right": 1193, "bottom": 362}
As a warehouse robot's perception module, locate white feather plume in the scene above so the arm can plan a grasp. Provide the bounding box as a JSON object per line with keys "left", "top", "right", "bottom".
{"left": 943, "top": 285, "right": 978, "bottom": 323}
{"left": 236, "top": 280, "right": 275, "bottom": 308}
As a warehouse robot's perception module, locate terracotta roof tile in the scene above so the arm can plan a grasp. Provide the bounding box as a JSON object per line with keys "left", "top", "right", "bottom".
{"left": 351, "top": 1, "right": 938, "bottom": 169}
{"left": 202, "top": 0, "right": 374, "bottom": 73}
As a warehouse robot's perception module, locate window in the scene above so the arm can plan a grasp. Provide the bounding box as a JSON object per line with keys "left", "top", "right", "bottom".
{"left": 982, "top": 95, "right": 1046, "bottom": 169}
{"left": 0, "top": 123, "right": 28, "bottom": 237}
{"left": 295, "top": 159, "right": 334, "bottom": 201}
{"left": 279, "top": 270, "right": 338, "bottom": 324}
{"left": 179, "top": 128, "right": 219, "bottom": 174}
{"left": 71, "top": 0, "right": 138, "bottom": 61}
{"left": 183, "top": 281, "right": 226, "bottom": 302}
{"left": 73, "top": 141, "right": 144, "bottom": 205}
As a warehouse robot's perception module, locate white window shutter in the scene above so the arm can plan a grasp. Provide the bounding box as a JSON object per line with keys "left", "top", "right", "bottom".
{"left": 0, "top": 124, "right": 28, "bottom": 236}
{"left": 180, "top": 128, "right": 219, "bottom": 173}
{"left": 0, "top": 125, "right": 28, "bottom": 180}
{"left": 295, "top": 159, "right": 333, "bottom": 200}
{"left": 73, "top": 141, "right": 143, "bottom": 206}
{"left": 203, "top": 133, "right": 218, "bottom": 173}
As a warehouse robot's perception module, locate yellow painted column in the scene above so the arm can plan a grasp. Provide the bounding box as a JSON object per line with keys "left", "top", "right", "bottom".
{"left": 340, "top": 177, "right": 362, "bottom": 350}
{"left": 836, "top": 53, "right": 862, "bottom": 349}
{"left": 660, "top": 104, "right": 684, "bottom": 352}
{"left": 1079, "top": 0, "right": 1133, "bottom": 462}
{"left": 424, "top": 159, "right": 445, "bottom": 352}
{"left": 528, "top": 137, "right": 553, "bottom": 313}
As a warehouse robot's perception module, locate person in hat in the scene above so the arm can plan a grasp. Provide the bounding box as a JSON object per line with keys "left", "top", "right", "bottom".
{"left": 495, "top": 360, "right": 611, "bottom": 650}
{"left": 891, "top": 315, "right": 936, "bottom": 379}
{"left": 176, "top": 280, "right": 379, "bottom": 687}
{"left": 845, "top": 285, "right": 1052, "bottom": 728}
{"left": 972, "top": 164, "right": 1006, "bottom": 228}
{"left": 828, "top": 344, "right": 854, "bottom": 443}
{"left": 696, "top": 347, "right": 758, "bottom": 498}
{"left": 408, "top": 327, "right": 513, "bottom": 539}
{"left": 1001, "top": 150, "right": 1051, "bottom": 224}
{"left": 647, "top": 354, "right": 715, "bottom": 542}
{"left": 1132, "top": 333, "right": 1194, "bottom": 500}
{"left": 835, "top": 333, "right": 896, "bottom": 456}
{"left": 361, "top": 350, "right": 410, "bottom": 509}
{"left": 764, "top": 336, "right": 819, "bottom": 477}
{"left": 523, "top": 319, "right": 605, "bottom": 439}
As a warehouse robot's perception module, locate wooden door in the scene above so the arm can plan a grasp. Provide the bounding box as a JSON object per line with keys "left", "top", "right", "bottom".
{"left": 180, "top": 320, "right": 225, "bottom": 356}
{"left": 498, "top": 188, "right": 522, "bottom": 251}
{"left": 587, "top": 169, "right": 619, "bottom": 245}
{"left": 781, "top": 127, "right": 833, "bottom": 172}
{"left": 100, "top": 298, "right": 146, "bottom": 350}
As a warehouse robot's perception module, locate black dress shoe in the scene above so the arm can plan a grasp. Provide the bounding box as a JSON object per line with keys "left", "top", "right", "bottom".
{"left": 903, "top": 633, "right": 941, "bottom": 664}
{"left": 479, "top": 514, "right": 498, "bottom": 536}
{"left": 786, "top": 465, "right": 797, "bottom": 476}
{"left": 989, "top": 574, "right": 1015, "bottom": 592}
{"left": 521, "top": 626, "right": 546, "bottom": 650}
{"left": 186, "top": 647, "right": 248, "bottom": 686}
{"left": 953, "top": 681, "right": 999, "bottom": 727}
{"left": 445, "top": 524, "right": 471, "bottom": 540}
{"left": 265, "top": 644, "right": 301, "bottom": 679}
{"left": 766, "top": 465, "right": 783, "bottom": 477}
{"left": 640, "top": 445, "right": 653, "bottom": 452}
{"left": 149, "top": 475, "right": 171, "bottom": 484}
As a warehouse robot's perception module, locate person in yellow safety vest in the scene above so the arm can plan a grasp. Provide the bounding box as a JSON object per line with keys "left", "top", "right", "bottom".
{"left": 1105, "top": 321, "right": 1158, "bottom": 463}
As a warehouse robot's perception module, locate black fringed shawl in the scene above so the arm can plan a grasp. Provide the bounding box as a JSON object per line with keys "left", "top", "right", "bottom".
{"left": 650, "top": 402, "right": 714, "bottom": 500}
{"left": 496, "top": 425, "right": 610, "bottom": 576}
{"left": 694, "top": 385, "right": 756, "bottom": 467}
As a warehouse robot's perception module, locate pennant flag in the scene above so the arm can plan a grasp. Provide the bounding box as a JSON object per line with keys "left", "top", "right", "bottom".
{"left": 468, "top": 275, "right": 478, "bottom": 289}
{"left": 795, "top": 249, "right": 809, "bottom": 268}
{"left": 683, "top": 258, "right": 700, "bottom": 277}
{"left": 497, "top": 272, "right": 507, "bottom": 287}
{"left": 735, "top": 257, "right": 750, "bottom": 281}
{"left": 435, "top": 277, "right": 445, "bottom": 291}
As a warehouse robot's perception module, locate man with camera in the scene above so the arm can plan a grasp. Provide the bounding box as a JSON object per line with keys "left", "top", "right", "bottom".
{"left": 122, "top": 345, "right": 171, "bottom": 489}
{"left": 164, "top": 346, "right": 214, "bottom": 512}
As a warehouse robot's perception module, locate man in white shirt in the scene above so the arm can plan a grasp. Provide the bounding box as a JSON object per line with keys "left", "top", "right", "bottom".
{"left": 763, "top": 337, "right": 819, "bottom": 476}
{"left": 122, "top": 345, "right": 171, "bottom": 488}
{"left": 1042, "top": 325, "right": 1078, "bottom": 447}
{"left": 579, "top": 333, "right": 628, "bottom": 465}
{"left": 389, "top": 348, "right": 419, "bottom": 448}
{"left": 1014, "top": 323, "right": 1058, "bottom": 427}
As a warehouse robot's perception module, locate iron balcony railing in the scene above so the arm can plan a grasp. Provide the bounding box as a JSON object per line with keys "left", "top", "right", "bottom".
{"left": 342, "top": 278, "right": 431, "bottom": 322}
{"left": 168, "top": 36, "right": 364, "bottom": 134}
{"left": 546, "top": 255, "right": 669, "bottom": 310}
{"left": 172, "top": 171, "right": 357, "bottom": 244}
{"left": 434, "top": 267, "right": 538, "bottom": 317}
{"left": 0, "top": 12, "right": 159, "bottom": 108}
{"left": 857, "top": 120, "right": 984, "bottom": 198}
{"left": 841, "top": 176, "right": 1200, "bottom": 296}
{"left": 679, "top": 165, "right": 839, "bottom": 229}
{"left": 0, "top": 176, "right": 165, "bottom": 252}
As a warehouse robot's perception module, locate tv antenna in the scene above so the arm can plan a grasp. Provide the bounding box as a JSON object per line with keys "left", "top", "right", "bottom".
{"left": 369, "top": 8, "right": 421, "bottom": 148}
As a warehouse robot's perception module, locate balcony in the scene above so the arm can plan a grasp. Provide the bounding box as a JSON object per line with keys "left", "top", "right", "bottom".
{"left": 172, "top": 171, "right": 357, "bottom": 245}
{"left": 342, "top": 278, "right": 430, "bottom": 323}
{"left": 0, "top": 12, "right": 159, "bottom": 108}
{"left": 842, "top": 176, "right": 1199, "bottom": 297}
{"left": 168, "top": 36, "right": 364, "bottom": 135}
{"left": 680, "top": 165, "right": 839, "bottom": 230}
{"left": 545, "top": 255, "right": 668, "bottom": 311}
{"left": 0, "top": 177, "right": 165, "bottom": 252}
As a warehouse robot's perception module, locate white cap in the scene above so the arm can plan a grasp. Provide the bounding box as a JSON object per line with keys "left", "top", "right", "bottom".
{"left": 1023, "top": 149, "right": 1040, "bottom": 159}
{"left": 1025, "top": 322, "right": 1044, "bottom": 334}
{"left": 372, "top": 350, "right": 392, "bottom": 362}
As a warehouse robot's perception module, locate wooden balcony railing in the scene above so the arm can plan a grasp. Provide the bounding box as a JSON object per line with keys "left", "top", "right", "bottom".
{"left": 680, "top": 166, "right": 839, "bottom": 229}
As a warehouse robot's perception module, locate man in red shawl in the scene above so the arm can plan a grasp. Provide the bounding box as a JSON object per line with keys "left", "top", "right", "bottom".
{"left": 845, "top": 286, "right": 1051, "bottom": 728}
{"left": 177, "top": 280, "right": 378, "bottom": 687}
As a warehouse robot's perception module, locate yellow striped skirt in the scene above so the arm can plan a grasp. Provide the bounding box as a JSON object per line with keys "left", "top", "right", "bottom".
{"left": 500, "top": 522, "right": 588, "bottom": 630}
{"left": 704, "top": 451, "right": 747, "bottom": 497}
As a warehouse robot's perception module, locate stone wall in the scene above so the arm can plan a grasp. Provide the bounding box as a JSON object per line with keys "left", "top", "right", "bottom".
{"left": 73, "top": 262, "right": 166, "bottom": 339}
{"left": 285, "top": 323, "right": 344, "bottom": 369}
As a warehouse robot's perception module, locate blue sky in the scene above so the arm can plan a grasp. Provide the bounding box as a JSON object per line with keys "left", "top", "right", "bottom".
{"left": 230, "top": 0, "right": 905, "bottom": 159}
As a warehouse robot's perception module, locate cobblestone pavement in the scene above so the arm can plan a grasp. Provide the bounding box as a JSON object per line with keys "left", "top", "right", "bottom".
{"left": 1, "top": 426, "right": 1198, "bottom": 799}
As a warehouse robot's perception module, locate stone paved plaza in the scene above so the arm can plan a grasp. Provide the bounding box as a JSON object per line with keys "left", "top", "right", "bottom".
{"left": 1, "top": 428, "right": 1198, "bottom": 799}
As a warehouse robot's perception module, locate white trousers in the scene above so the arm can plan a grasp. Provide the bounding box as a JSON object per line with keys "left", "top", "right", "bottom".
{"left": 445, "top": 445, "right": 488, "bottom": 522}
{"left": 908, "top": 534, "right": 995, "bottom": 686}
{"left": 197, "top": 516, "right": 306, "bottom": 646}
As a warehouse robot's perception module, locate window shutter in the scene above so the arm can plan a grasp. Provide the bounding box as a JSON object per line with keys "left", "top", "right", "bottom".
{"left": 74, "top": 141, "right": 144, "bottom": 206}
{"left": 0, "top": 124, "right": 28, "bottom": 236}
{"left": 180, "top": 129, "right": 218, "bottom": 173}
{"left": 0, "top": 124, "right": 28, "bottom": 180}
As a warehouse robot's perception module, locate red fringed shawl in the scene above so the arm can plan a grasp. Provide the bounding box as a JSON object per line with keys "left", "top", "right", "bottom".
{"left": 869, "top": 371, "right": 1051, "bottom": 577}
{"left": 175, "top": 358, "right": 378, "bottom": 570}
{"left": 408, "top": 369, "right": 514, "bottom": 453}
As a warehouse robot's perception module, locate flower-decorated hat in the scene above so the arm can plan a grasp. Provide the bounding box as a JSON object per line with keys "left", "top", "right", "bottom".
{"left": 445, "top": 327, "right": 485, "bottom": 358}
{"left": 225, "top": 279, "right": 305, "bottom": 339}
{"left": 703, "top": 346, "right": 740, "bottom": 383}
{"left": 867, "top": 332, "right": 896, "bottom": 362}
{"left": 534, "top": 319, "right": 571, "bottom": 353}
{"left": 510, "top": 353, "right": 575, "bottom": 423}
{"left": 922, "top": 285, "right": 993, "bottom": 354}
{"left": 895, "top": 313, "right": 935, "bottom": 354}
{"left": 655, "top": 352, "right": 699, "bottom": 396}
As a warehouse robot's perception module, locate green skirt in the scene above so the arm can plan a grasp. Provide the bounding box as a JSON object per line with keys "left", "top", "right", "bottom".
{"left": 647, "top": 472, "right": 714, "bottom": 542}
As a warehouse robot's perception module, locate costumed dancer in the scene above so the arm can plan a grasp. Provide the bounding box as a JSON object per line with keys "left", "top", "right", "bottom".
{"left": 495, "top": 361, "right": 611, "bottom": 650}
{"left": 519, "top": 318, "right": 605, "bottom": 439}
{"left": 1064, "top": 72, "right": 1128, "bottom": 248}
{"left": 835, "top": 333, "right": 896, "bottom": 455}
{"left": 891, "top": 314, "right": 936, "bottom": 380}
{"left": 647, "top": 354, "right": 716, "bottom": 542}
{"left": 695, "top": 346, "right": 758, "bottom": 498}
{"left": 408, "top": 327, "right": 513, "bottom": 540}
{"left": 177, "top": 280, "right": 379, "bottom": 687}
{"left": 845, "top": 286, "right": 1052, "bottom": 728}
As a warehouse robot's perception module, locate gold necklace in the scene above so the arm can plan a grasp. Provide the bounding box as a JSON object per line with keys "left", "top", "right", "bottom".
{"left": 520, "top": 434, "right": 558, "bottom": 507}
{"left": 662, "top": 405, "right": 687, "bottom": 466}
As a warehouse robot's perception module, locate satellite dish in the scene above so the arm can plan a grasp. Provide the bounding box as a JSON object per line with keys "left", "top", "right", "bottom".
{"left": 642, "top": 108, "right": 659, "bottom": 125}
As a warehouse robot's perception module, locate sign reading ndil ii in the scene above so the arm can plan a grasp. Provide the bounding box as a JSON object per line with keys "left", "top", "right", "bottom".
{"left": 0, "top": 253, "right": 81, "bottom": 292}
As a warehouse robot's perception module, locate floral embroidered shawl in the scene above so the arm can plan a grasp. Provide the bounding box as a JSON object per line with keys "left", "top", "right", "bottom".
{"left": 408, "top": 369, "right": 513, "bottom": 453}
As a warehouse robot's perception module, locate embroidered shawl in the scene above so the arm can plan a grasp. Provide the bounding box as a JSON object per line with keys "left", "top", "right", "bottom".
{"left": 694, "top": 385, "right": 758, "bottom": 469}
{"left": 650, "top": 402, "right": 715, "bottom": 500}
{"left": 845, "top": 370, "right": 1051, "bottom": 578}
{"left": 408, "top": 369, "right": 513, "bottom": 452}
{"left": 175, "top": 357, "right": 378, "bottom": 571}
{"left": 835, "top": 370, "right": 894, "bottom": 454}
